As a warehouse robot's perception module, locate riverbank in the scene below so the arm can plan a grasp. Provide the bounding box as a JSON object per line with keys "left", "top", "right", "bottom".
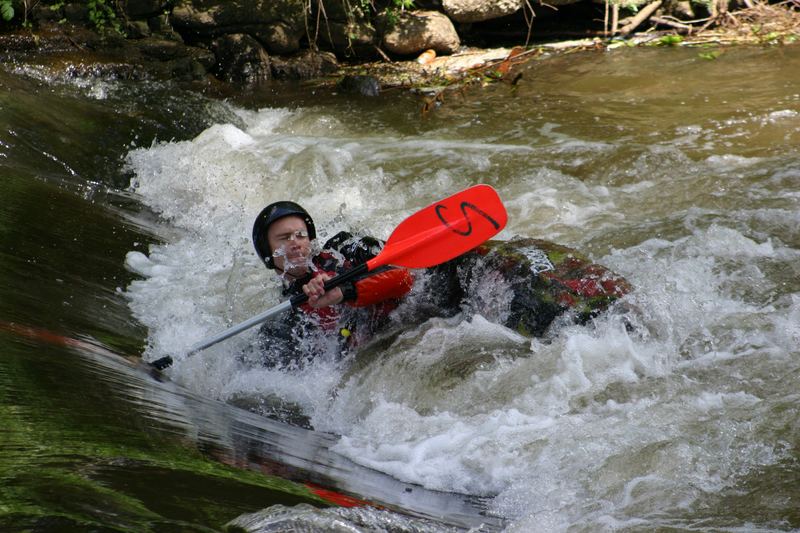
{"left": 1, "top": 0, "right": 798, "bottom": 101}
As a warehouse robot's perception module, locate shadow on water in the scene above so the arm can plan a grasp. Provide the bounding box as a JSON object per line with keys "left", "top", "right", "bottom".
{"left": 3, "top": 44, "right": 800, "bottom": 531}
{"left": 0, "top": 323, "right": 504, "bottom": 530}
{"left": 0, "top": 65, "right": 503, "bottom": 530}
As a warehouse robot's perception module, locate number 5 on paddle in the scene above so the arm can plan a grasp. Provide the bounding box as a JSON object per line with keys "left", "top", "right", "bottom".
{"left": 150, "top": 184, "right": 507, "bottom": 370}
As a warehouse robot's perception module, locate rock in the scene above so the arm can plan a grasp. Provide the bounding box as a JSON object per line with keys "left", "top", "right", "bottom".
{"left": 148, "top": 13, "right": 184, "bottom": 41}
{"left": 171, "top": 0, "right": 306, "bottom": 35}
{"left": 313, "top": 0, "right": 365, "bottom": 22}
{"left": 211, "top": 33, "right": 271, "bottom": 85}
{"left": 270, "top": 49, "right": 339, "bottom": 80}
{"left": 442, "top": 0, "right": 523, "bottom": 23}
{"left": 125, "top": 20, "right": 152, "bottom": 39}
{"left": 62, "top": 3, "right": 89, "bottom": 23}
{"left": 673, "top": 1, "right": 696, "bottom": 19}
{"left": 337, "top": 74, "right": 380, "bottom": 96}
{"left": 381, "top": 10, "right": 460, "bottom": 56}
{"left": 318, "top": 20, "right": 378, "bottom": 58}
{"left": 30, "top": 3, "right": 63, "bottom": 23}
{"left": 136, "top": 37, "right": 194, "bottom": 60}
{"left": 253, "top": 21, "right": 301, "bottom": 55}
{"left": 124, "top": 0, "right": 169, "bottom": 19}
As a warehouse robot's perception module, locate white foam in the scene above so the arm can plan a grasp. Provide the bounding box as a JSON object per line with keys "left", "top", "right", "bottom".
{"left": 121, "top": 97, "right": 800, "bottom": 531}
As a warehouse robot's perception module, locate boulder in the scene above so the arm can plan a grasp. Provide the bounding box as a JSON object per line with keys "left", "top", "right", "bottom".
{"left": 381, "top": 10, "right": 460, "bottom": 56}
{"left": 124, "top": 0, "right": 170, "bottom": 19}
{"left": 147, "top": 13, "right": 184, "bottom": 41}
{"left": 270, "top": 49, "right": 339, "bottom": 79}
{"left": 211, "top": 33, "right": 271, "bottom": 85}
{"left": 253, "top": 21, "right": 301, "bottom": 54}
{"left": 125, "top": 20, "right": 152, "bottom": 39}
{"left": 317, "top": 19, "right": 378, "bottom": 57}
{"left": 171, "top": 0, "right": 306, "bottom": 35}
{"left": 337, "top": 74, "right": 380, "bottom": 96}
{"left": 313, "top": 0, "right": 367, "bottom": 22}
{"left": 442, "top": 0, "right": 523, "bottom": 23}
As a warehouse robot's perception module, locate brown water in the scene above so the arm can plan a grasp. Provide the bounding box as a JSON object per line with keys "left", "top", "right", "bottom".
{"left": 2, "top": 44, "right": 800, "bottom": 531}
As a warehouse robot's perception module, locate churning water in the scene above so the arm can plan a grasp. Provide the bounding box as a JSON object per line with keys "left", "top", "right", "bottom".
{"left": 122, "top": 46, "right": 800, "bottom": 530}
{"left": 3, "top": 43, "right": 799, "bottom": 531}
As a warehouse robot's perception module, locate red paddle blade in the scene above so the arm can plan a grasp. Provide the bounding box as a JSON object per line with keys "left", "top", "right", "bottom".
{"left": 367, "top": 184, "right": 507, "bottom": 270}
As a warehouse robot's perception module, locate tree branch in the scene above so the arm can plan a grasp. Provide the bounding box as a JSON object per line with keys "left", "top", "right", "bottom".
{"left": 619, "top": 0, "right": 663, "bottom": 36}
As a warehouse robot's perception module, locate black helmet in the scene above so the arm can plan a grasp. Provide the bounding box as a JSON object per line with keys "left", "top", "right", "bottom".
{"left": 252, "top": 201, "right": 316, "bottom": 269}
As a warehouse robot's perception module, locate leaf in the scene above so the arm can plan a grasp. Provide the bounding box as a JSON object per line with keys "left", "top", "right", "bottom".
{"left": 657, "top": 34, "right": 683, "bottom": 46}
{"left": 1, "top": 2, "right": 14, "bottom": 22}
{"left": 698, "top": 50, "right": 721, "bottom": 60}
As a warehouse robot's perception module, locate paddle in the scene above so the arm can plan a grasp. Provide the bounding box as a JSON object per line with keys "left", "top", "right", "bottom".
{"left": 149, "top": 184, "right": 507, "bottom": 370}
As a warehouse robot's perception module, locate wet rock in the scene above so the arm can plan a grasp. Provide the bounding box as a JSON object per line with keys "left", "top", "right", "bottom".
{"left": 270, "top": 49, "right": 339, "bottom": 80}
{"left": 136, "top": 37, "right": 213, "bottom": 68}
{"left": 30, "top": 3, "right": 63, "bottom": 23}
{"left": 211, "top": 33, "right": 271, "bottom": 85}
{"left": 0, "top": 26, "right": 79, "bottom": 52}
{"left": 442, "top": 0, "right": 523, "bottom": 23}
{"left": 147, "top": 13, "right": 182, "bottom": 40}
{"left": 381, "top": 10, "right": 460, "bottom": 56}
{"left": 63, "top": 3, "right": 89, "bottom": 24}
{"left": 64, "top": 62, "right": 145, "bottom": 80}
{"left": 337, "top": 74, "right": 380, "bottom": 96}
{"left": 125, "top": 20, "right": 152, "bottom": 39}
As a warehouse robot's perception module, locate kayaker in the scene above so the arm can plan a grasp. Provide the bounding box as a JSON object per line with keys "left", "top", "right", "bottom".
{"left": 252, "top": 201, "right": 632, "bottom": 369}
{"left": 252, "top": 201, "right": 413, "bottom": 367}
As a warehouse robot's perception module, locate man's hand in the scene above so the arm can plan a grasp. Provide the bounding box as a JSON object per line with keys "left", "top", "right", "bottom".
{"left": 303, "top": 272, "right": 344, "bottom": 308}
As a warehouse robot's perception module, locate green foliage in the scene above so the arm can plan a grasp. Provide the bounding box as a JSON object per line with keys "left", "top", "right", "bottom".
{"left": 88, "top": 0, "right": 123, "bottom": 34}
{"left": 383, "top": 0, "right": 415, "bottom": 28}
{"left": 0, "top": 0, "right": 13, "bottom": 22}
{"left": 341, "top": 0, "right": 415, "bottom": 17}
{"left": 656, "top": 34, "right": 683, "bottom": 46}
{"left": 698, "top": 50, "right": 721, "bottom": 60}
{"left": 614, "top": 0, "right": 641, "bottom": 14}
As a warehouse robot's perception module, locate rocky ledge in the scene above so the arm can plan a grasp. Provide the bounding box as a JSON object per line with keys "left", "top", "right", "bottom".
{"left": 0, "top": 0, "right": 798, "bottom": 97}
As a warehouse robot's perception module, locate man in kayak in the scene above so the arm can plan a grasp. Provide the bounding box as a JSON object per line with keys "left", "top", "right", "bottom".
{"left": 252, "top": 201, "right": 414, "bottom": 368}
{"left": 252, "top": 201, "right": 632, "bottom": 368}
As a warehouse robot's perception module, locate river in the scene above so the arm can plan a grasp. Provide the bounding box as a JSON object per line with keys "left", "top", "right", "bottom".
{"left": 2, "top": 44, "right": 799, "bottom": 531}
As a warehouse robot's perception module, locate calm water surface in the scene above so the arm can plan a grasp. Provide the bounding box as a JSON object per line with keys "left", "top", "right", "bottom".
{"left": 1, "top": 44, "right": 799, "bottom": 531}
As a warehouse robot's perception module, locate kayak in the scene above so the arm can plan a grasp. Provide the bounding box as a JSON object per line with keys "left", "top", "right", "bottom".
{"left": 421, "top": 236, "right": 632, "bottom": 337}
{"left": 255, "top": 236, "right": 632, "bottom": 372}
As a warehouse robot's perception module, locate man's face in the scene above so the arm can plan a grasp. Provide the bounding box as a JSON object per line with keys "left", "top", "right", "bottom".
{"left": 267, "top": 215, "right": 311, "bottom": 278}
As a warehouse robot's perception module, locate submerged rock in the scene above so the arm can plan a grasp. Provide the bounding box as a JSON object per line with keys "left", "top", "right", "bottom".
{"left": 211, "top": 33, "right": 271, "bottom": 85}
{"left": 337, "top": 74, "right": 381, "bottom": 97}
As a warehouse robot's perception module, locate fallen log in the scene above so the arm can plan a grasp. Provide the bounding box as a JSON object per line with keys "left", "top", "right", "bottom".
{"left": 650, "top": 16, "right": 695, "bottom": 34}
{"left": 619, "top": 0, "right": 663, "bottom": 36}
